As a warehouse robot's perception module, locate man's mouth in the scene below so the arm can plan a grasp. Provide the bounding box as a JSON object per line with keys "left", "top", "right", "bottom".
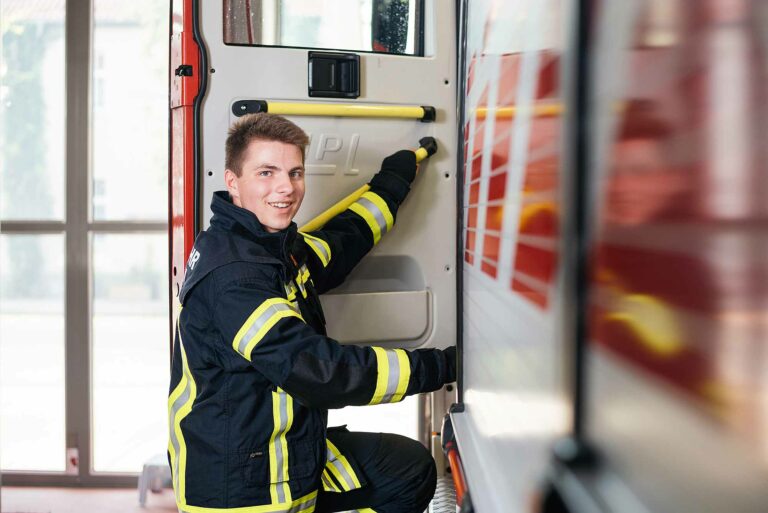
{"left": 268, "top": 201, "right": 292, "bottom": 210}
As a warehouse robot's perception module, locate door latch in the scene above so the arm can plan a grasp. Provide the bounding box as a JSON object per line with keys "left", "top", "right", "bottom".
{"left": 175, "top": 64, "right": 194, "bottom": 77}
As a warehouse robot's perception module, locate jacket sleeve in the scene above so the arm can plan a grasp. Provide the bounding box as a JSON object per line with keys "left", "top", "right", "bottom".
{"left": 214, "top": 277, "right": 454, "bottom": 409}
{"left": 300, "top": 150, "right": 417, "bottom": 294}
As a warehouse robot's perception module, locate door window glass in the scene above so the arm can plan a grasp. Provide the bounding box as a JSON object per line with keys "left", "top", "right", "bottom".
{"left": 223, "top": 0, "right": 421, "bottom": 55}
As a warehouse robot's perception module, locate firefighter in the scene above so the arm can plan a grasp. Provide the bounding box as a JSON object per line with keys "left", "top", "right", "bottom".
{"left": 168, "top": 113, "right": 456, "bottom": 513}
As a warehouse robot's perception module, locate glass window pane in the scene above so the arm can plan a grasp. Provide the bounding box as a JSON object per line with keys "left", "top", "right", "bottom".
{"left": 224, "top": 0, "right": 419, "bottom": 56}
{"left": 92, "top": 233, "right": 169, "bottom": 473}
{"left": 0, "top": 1, "right": 66, "bottom": 221}
{"left": 91, "top": 1, "right": 168, "bottom": 221}
{"left": 0, "top": 234, "right": 66, "bottom": 471}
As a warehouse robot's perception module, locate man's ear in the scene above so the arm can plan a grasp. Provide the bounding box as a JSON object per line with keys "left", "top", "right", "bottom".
{"left": 224, "top": 169, "right": 240, "bottom": 204}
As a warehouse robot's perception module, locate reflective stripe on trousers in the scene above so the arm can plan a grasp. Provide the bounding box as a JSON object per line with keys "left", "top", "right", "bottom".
{"left": 322, "top": 439, "right": 363, "bottom": 492}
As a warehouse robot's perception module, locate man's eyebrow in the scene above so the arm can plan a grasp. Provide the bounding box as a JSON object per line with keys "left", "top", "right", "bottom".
{"left": 252, "top": 163, "right": 280, "bottom": 170}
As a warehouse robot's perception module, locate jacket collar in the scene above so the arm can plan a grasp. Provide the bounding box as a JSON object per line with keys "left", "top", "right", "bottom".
{"left": 209, "top": 190, "right": 297, "bottom": 261}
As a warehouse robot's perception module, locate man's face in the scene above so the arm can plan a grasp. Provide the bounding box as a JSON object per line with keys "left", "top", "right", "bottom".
{"left": 224, "top": 139, "right": 305, "bottom": 233}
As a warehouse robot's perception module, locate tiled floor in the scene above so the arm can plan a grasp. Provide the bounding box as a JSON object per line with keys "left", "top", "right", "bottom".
{"left": 0, "top": 486, "right": 177, "bottom": 513}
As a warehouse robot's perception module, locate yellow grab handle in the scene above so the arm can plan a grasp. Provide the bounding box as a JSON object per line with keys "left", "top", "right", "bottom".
{"left": 233, "top": 100, "right": 436, "bottom": 122}
{"left": 414, "top": 146, "right": 429, "bottom": 162}
{"left": 299, "top": 138, "right": 437, "bottom": 233}
{"left": 300, "top": 184, "right": 371, "bottom": 233}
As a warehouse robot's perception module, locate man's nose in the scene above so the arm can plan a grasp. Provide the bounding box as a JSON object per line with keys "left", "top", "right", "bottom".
{"left": 275, "top": 172, "right": 294, "bottom": 194}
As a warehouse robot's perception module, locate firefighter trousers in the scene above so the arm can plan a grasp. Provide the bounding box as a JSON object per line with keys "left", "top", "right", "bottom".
{"left": 316, "top": 429, "right": 437, "bottom": 513}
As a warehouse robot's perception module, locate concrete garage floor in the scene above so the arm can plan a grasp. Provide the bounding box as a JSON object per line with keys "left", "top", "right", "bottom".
{"left": 0, "top": 486, "right": 176, "bottom": 513}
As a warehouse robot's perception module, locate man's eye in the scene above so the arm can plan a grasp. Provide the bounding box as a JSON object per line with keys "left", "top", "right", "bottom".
{"left": 290, "top": 171, "right": 304, "bottom": 179}
{"left": 258, "top": 170, "right": 272, "bottom": 177}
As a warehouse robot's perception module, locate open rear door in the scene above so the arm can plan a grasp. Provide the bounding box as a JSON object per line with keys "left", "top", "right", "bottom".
{"left": 171, "top": 0, "right": 457, "bottom": 354}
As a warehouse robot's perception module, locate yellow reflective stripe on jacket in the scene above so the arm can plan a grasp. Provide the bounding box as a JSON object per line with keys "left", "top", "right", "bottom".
{"left": 284, "top": 282, "right": 297, "bottom": 302}
{"left": 177, "top": 490, "right": 318, "bottom": 513}
{"left": 324, "top": 439, "right": 363, "bottom": 491}
{"left": 169, "top": 317, "right": 198, "bottom": 506}
{"left": 348, "top": 192, "right": 394, "bottom": 245}
{"left": 284, "top": 265, "right": 312, "bottom": 303}
{"left": 300, "top": 232, "right": 331, "bottom": 267}
{"left": 296, "top": 265, "right": 310, "bottom": 299}
{"left": 369, "top": 347, "right": 410, "bottom": 405}
{"left": 284, "top": 281, "right": 306, "bottom": 302}
{"left": 269, "top": 388, "right": 294, "bottom": 504}
{"left": 352, "top": 509, "right": 377, "bottom": 513}
{"left": 233, "top": 298, "right": 304, "bottom": 361}
{"left": 320, "top": 469, "right": 342, "bottom": 492}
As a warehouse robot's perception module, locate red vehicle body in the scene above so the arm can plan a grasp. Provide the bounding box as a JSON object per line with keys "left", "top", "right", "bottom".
{"left": 170, "top": 1, "right": 768, "bottom": 511}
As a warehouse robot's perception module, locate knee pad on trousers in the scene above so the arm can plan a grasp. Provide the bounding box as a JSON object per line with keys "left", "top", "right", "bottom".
{"left": 374, "top": 434, "right": 437, "bottom": 513}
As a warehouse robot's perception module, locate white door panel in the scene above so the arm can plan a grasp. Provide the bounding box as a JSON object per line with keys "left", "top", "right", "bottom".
{"left": 199, "top": 1, "right": 456, "bottom": 349}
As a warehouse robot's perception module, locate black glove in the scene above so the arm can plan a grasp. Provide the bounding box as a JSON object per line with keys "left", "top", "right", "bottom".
{"left": 368, "top": 150, "right": 417, "bottom": 204}
{"left": 412, "top": 345, "right": 457, "bottom": 393}
{"left": 380, "top": 149, "right": 418, "bottom": 184}
{"left": 442, "top": 346, "right": 457, "bottom": 384}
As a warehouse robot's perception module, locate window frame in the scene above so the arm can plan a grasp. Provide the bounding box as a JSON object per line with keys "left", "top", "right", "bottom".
{"left": 0, "top": 0, "right": 168, "bottom": 487}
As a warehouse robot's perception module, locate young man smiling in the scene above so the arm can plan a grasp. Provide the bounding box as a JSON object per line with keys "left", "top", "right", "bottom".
{"left": 224, "top": 137, "right": 306, "bottom": 233}
{"left": 169, "top": 113, "right": 456, "bottom": 513}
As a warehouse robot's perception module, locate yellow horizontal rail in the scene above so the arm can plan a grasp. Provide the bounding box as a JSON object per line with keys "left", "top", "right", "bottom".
{"left": 300, "top": 138, "right": 436, "bottom": 233}
{"left": 474, "top": 104, "right": 563, "bottom": 119}
{"left": 233, "top": 100, "right": 436, "bottom": 121}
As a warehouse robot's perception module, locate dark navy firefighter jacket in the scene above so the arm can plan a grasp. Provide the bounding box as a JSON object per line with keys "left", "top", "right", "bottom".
{"left": 168, "top": 150, "right": 456, "bottom": 512}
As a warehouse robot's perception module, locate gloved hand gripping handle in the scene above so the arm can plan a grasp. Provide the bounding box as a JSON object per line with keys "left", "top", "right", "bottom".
{"left": 299, "top": 138, "right": 439, "bottom": 233}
